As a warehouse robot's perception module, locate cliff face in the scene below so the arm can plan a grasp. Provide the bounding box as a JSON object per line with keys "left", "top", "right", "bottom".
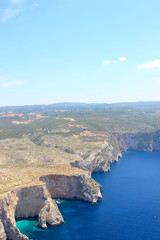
{"left": 113, "top": 130, "right": 160, "bottom": 152}
{"left": 0, "top": 172, "right": 102, "bottom": 239}
{"left": 70, "top": 141, "right": 121, "bottom": 173}
{"left": 4, "top": 129, "right": 160, "bottom": 240}
{"left": 71, "top": 130, "right": 160, "bottom": 175}
{"left": 40, "top": 174, "right": 102, "bottom": 203}
{"left": 0, "top": 220, "right": 6, "bottom": 240}
{"left": 0, "top": 183, "right": 64, "bottom": 240}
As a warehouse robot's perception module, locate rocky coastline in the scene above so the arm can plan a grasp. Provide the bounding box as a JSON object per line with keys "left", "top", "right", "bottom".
{"left": 1, "top": 129, "right": 160, "bottom": 240}
{"left": 70, "top": 141, "right": 122, "bottom": 173}
{"left": 0, "top": 173, "right": 102, "bottom": 240}
{"left": 113, "top": 130, "right": 160, "bottom": 152}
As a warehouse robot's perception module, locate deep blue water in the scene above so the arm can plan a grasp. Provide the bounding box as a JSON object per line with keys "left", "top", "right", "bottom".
{"left": 16, "top": 151, "right": 160, "bottom": 240}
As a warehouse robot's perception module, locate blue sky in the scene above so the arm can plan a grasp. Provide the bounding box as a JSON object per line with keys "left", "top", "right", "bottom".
{"left": 0, "top": 0, "right": 160, "bottom": 106}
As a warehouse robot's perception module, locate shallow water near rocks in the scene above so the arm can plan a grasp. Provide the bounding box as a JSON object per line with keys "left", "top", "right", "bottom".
{"left": 16, "top": 151, "right": 160, "bottom": 240}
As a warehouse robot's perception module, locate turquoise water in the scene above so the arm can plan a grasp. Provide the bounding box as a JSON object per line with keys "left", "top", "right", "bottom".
{"left": 16, "top": 151, "right": 160, "bottom": 240}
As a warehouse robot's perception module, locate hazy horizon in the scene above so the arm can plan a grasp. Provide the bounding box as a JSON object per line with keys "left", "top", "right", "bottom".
{"left": 1, "top": 100, "right": 160, "bottom": 108}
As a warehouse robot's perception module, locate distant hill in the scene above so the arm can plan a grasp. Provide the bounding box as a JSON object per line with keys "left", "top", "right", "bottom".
{"left": 1, "top": 101, "right": 160, "bottom": 113}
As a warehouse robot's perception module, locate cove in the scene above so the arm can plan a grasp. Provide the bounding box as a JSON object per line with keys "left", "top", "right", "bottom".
{"left": 16, "top": 151, "right": 160, "bottom": 240}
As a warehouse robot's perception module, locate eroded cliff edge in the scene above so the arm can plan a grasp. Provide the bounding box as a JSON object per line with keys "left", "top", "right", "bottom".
{"left": 113, "top": 130, "right": 160, "bottom": 152}
{"left": 0, "top": 169, "right": 102, "bottom": 240}
{"left": 1, "top": 129, "right": 160, "bottom": 240}
{"left": 70, "top": 140, "right": 121, "bottom": 173}
{"left": 0, "top": 183, "right": 64, "bottom": 240}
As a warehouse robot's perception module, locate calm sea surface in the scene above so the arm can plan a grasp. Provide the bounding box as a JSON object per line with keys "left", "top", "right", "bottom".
{"left": 16, "top": 151, "right": 160, "bottom": 240}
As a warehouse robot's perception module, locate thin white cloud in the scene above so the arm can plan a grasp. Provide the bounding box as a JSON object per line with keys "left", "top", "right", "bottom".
{"left": 103, "top": 60, "right": 118, "bottom": 65}
{"left": 0, "top": 76, "right": 24, "bottom": 88}
{"left": 1, "top": 8, "right": 24, "bottom": 23}
{"left": 103, "top": 56, "right": 126, "bottom": 65}
{"left": 103, "top": 60, "right": 111, "bottom": 65}
{"left": 137, "top": 59, "right": 160, "bottom": 69}
{"left": 1, "top": 1, "right": 39, "bottom": 23}
{"left": 119, "top": 56, "right": 127, "bottom": 61}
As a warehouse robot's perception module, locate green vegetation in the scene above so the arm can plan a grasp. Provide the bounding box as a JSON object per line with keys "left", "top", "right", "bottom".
{"left": 1, "top": 102, "right": 160, "bottom": 140}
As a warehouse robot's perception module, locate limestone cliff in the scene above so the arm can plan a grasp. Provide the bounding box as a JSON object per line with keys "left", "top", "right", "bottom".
{"left": 40, "top": 174, "right": 102, "bottom": 203}
{"left": 0, "top": 220, "right": 6, "bottom": 240}
{"left": 4, "top": 128, "right": 160, "bottom": 240}
{"left": 0, "top": 183, "right": 64, "bottom": 240}
{"left": 71, "top": 130, "right": 160, "bottom": 174}
{"left": 70, "top": 141, "right": 121, "bottom": 173}
{"left": 34, "top": 135, "right": 121, "bottom": 174}
{"left": 0, "top": 172, "right": 102, "bottom": 239}
{"left": 113, "top": 130, "right": 160, "bottom": 152}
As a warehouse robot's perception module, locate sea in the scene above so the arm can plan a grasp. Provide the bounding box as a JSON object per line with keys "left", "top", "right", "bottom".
{"left": 16, "top": 151, "right": 160, "bottom": 240}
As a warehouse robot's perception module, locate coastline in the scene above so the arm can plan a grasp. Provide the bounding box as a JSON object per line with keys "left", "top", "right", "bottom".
{"left": 0, "top": 171, "right": 102, "bottom": 240}
{"left": 1, "top": 130, "right": 160, "bottom": 239}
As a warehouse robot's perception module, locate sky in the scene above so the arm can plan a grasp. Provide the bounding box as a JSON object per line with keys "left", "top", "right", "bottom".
{"left": 0, "top": 0, "right": 160, "bottom": 106}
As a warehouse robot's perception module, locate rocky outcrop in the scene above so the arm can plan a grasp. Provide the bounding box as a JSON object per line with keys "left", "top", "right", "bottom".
{"left": 38, "top": 198, "right": 64, "bottom": 228}
{"left": 0, "top": 172, "right": 103, "bottom": 239}
{"left": 113, "top": 130, "right": 160, "bottom": 152}
{"left": 70, "top": 130, "right": 160, "bottom": 175}
{"left": 0, "top": 183, "right": 64, "bottom": 240}
{"left": 40, "top": 174, "right": 102, "bottom": 203}
{"left": 0, "top": 220, "right": 6, "bottom": 240}
{"left": 70, "top": 141, "right": 121, "bottom": 173}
